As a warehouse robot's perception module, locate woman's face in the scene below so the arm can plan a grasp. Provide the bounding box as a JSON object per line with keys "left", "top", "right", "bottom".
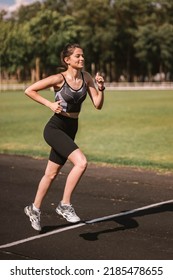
{"left": 65, "top": 48, "right": 85, "bottom": 69}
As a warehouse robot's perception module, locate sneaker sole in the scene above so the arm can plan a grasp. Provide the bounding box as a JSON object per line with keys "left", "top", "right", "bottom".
{"left": 24, "top": 207, "right": 41, "bottom": 231}
{"left": 56, "top": 208, "right": 80, "bottom": 223}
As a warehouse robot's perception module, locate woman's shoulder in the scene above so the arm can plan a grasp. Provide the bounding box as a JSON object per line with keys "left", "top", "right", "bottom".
{"left": 82, "top": 71, "right": 93, "bottom": 81}
{"left": 82, "top": 71, "right": 95, "bottom": 88}
{"left": 47, "top": 73, "right": 65, "bottom": 87}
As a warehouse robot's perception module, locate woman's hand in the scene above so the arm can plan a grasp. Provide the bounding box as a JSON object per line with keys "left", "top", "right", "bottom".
{"left": 95, "top": 72, "right": 105, "bottom": 90}
{"left": 49, "top": 100, "right": 63, "bottom": 113}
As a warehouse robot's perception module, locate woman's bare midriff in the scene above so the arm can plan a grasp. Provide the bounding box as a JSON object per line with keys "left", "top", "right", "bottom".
{"left": 60, "top": 111, "right": 79, "bottom": 119}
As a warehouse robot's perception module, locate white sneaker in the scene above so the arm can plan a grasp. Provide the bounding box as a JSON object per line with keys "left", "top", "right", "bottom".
{"left": 56, "top": 202, "right": 81, "bottom": 223}
{"left": 24, "top": 204, "right": 41, "bottom": 231}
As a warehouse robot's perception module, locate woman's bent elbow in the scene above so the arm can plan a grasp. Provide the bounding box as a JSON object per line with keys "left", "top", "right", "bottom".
{"left": 95, "top": 104, "right": 103, "bottom": 110}
{"left": 25, "top": 88, "right": 30, "bottom": 95}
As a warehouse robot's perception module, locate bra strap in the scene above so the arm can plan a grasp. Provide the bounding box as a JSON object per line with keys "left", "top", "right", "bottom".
{"left": 61, "top": 73, "right": 66, "bottom": 81}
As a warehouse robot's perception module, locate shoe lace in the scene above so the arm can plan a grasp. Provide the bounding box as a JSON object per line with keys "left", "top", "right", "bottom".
{"left": 31, "top": 210, "right": 41, "bottom": 222}
{"left": 64, "top": 204, "right": 76, "bottom": 216}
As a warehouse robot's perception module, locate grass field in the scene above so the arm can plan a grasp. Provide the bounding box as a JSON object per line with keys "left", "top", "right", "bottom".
{"left": 0, "top": 89, "right": 173, "bottom": 171}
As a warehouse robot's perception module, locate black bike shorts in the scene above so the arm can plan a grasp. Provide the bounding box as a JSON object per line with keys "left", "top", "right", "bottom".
{"left": 43, "top": 113, "right": 79, "bottom": 165}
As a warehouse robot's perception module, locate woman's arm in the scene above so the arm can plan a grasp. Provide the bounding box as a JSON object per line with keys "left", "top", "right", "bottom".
{"left": 84, "top": 72, "right": 105, "bottom": 110}
{"left": 25, "top": 74, "right": 63, "bottom": 113}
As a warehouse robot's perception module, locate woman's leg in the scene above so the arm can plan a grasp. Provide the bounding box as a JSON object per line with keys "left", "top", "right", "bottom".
{"left": 61, "top": 148, "right": 87, "bottom": 204}
{"left": 25, "top": 160, "right": 62, "bottom": 231}
{"left": 34, "top": 160, "right": 62, "bottom": 209}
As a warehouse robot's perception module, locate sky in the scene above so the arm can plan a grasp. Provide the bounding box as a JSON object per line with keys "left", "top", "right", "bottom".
{"left": 0, "top": 0, "right": 41, "bottom": 13}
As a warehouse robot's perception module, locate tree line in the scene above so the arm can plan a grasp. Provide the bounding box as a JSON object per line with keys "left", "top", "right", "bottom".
{"left": 1, "top": 0, "right": 173, "bottom": 83}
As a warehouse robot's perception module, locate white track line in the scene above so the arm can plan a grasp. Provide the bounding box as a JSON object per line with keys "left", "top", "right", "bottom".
{"left": 86, "top": 199, "right": 173, "bottom": 224}
{"left": 0, "top": 199, "right": 172, "bottom": 249}
{"left": 0, "top": 223, "right": 85, "bottom": 249}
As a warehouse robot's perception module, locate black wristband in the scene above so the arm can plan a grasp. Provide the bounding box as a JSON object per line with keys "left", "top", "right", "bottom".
{"left": 98, "top": 86, "right": 105, "bottom": 91}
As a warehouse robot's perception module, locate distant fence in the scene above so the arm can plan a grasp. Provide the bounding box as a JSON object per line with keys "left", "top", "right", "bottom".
{"left": 1, "top": 82, "right": 173, "bottom": 91}
{"left": 0, "top": 83, "right": 27, "bottom": 91}
{"left": 104, "top": 82, "right": 173, "bottom": 91}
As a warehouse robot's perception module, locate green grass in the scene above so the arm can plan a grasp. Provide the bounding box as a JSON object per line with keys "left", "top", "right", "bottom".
{"left": 1, "top": 89, "right": 173, "bottom": 171}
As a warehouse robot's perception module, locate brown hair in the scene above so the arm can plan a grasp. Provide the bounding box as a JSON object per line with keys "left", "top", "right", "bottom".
{"left": 60, "top": 43, "right": 82, "bottom": 68}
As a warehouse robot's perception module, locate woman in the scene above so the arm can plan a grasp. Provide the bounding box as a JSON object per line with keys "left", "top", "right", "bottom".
{"left": 24, "top": 43, "right": 105, "bottom": 231}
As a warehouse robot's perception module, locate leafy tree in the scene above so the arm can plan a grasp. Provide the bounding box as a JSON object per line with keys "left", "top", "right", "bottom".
{"left": 46, "top": 14, "right": 83, "bottom": 73}
{"left": 134, "top": 1, "right": 173, "bottom": 80}
{"left": 71, "top": 0, "right": 117, "bottom": 78}
{"left": 0, "top": 18, "right": 28, "bottom": 80}
{"left": 13, "top": 1, "right": 42, "bottom": 23}
{"left": 1, "top": 0, "right": 173, "bottom": 82}
{"left": 22, "top": 8, "right": 61, "bottom": 81}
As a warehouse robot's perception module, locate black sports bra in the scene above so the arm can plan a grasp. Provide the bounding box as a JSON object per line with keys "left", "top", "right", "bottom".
{"left": 54, "top": 72, "right": 87, "bottom": 113}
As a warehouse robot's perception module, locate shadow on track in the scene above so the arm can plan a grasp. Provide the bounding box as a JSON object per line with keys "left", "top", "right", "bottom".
{"left": 80, "top": 201, "right": 173, "bottom": 241}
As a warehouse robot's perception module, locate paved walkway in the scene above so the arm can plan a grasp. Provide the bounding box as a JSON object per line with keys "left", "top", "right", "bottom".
{"left": 0, "top": 154, "right": 173, "bottom": 260}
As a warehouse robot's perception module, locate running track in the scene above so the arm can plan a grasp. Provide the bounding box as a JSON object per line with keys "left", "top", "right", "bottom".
{"left": 0, "top": 154, "right": 173, "bottom": 260}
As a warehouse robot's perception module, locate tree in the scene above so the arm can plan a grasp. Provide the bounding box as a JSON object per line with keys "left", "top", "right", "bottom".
{"left": 0, "top": 18, "right": 28, "bottom": 80}
{"left": 71, "top": 0, "right": 117, "bottom": 79}
{"left": 46, "top": 14, "right": 83, "bottom": 73}
{"left": 134, "top": 1, "right": 173, "bottom": 80}
{"left": 1, "top": 0, "right": 173, "bottom": 82}
{"left": 22, "top": 8, "right": 61, "bottom": 81}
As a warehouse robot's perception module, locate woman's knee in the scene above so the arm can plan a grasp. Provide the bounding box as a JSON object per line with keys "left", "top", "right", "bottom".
{"left": 44, "top": 161, "right": 61, "bottom": 181}
{"left": 78, "top": 155, "right": 88, "bottom": 170}
{"left": 69, "top": 149, "right": 88, "bottom": 170}
{"left": 44, "top": 169, "right": 57, "bottom": 181}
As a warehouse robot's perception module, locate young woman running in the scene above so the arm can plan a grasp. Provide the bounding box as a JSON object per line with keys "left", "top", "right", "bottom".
{"left": 24, "top": 43, "right": 105, "bottom": 231}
